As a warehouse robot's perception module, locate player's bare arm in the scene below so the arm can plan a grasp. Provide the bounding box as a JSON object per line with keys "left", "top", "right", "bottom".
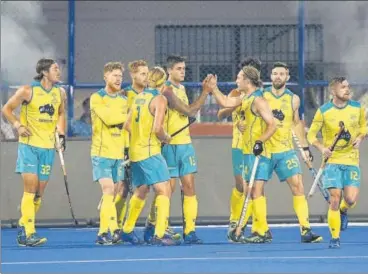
{"left": 163, "top": 75, "right": 211, "bottom": 118}
{"left": 217, "top": 89, "right": 241, "bottom": 120}
{"left": 1, "top": 85, "right": 32, "bottom": 137}
{"left": 57, "top": 87, "right": 67, "bottom": 135}
{"left": 253, "top": 96, "right": 276, "bottom": 142}
{"left": 152, "top": 95, "right": 171, "bottom": 143}
{"left": 291, "top": 94, "right": 313, "bottom": 160}
{"left": 209, "top": 75, "right": 244, "bottom": 108}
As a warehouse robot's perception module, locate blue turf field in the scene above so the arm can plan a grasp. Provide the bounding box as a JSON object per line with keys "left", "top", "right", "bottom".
{"left": 2, "top": 225, "right": 368, "bottom": 272}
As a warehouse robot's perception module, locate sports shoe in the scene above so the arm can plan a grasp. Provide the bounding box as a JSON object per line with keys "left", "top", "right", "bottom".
{"left": 264, "top": 229, "right": 273, "bottom": 243}
{"left": 111, "top": 230, "right": 122, "bottom": 244}
{"left": 184, "top": 231, "right": 203, "bottom": 244}
{"left": 227, "top": 221, "right": 237, "bottom": 242}
{"left": 151, "top": 234, "right": 181, "bottom": 246}
{"left": 329, "top": 238, "right": 340, "bottom": 249}
{"left": 340, "top": 210, "right": 348, "bottom": 231}
{"left": 22, "top": 233, "right": 47, "bottom": 247}
{"left": 143, "top": 222, "right": 155, "bottom": 244}
{"left": 165, "top": 226, "right": 182, "bottom": 241}
{"left": 121, "top": 230, "right": 142, "bottom": 245}
{"left": 301, "top": 227, "right": 323, "bottom": 243}
{"left": 16, "top": 225, "right": 26, "bottom": 246}
{"left": 242, "top": 232, "right": 267, "bottom": 243}
{"left": 96, "top": 233, "right": 112, "bottom": 245}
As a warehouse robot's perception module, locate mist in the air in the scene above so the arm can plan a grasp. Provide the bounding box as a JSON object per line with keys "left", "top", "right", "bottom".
{"left": 1, "top": 1, "right": 57, "bottom": 85}
{"left": 307, "top": 1, "right": 368, "bottom": 85}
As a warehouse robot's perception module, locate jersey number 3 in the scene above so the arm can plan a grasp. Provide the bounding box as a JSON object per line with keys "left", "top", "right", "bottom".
{"left": 135, "top": 106, "right": 141, "bottom": 122}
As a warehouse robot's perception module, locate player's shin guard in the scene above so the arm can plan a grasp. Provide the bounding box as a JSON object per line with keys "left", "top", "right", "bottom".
{"left": 252, "top": 196, "right": 267, "bottom": 236}
{"left": 123, "top": 195, "right": 146, "bottom": 234}
{"left": 20, "top": 192, "right": 36, "bottom": 237}
{"left": 34, "top": 197, "right": 42, "bottom": 215}
{"left": 340, "top": 199, "right": 356, "bottom": 212}
{"left": 154, "top": 195, "right": 170, "bottom": 238}
{"left": 99, "top": 194, "right": 113, "bottom": 235}
{"left": 230, "top": 188, "right": 245, "bottom": 222}
{"left": 148, "top": 194, "right": 158, "bottom": 225}
{"left": 115, "top": 196, "right": 127, "bottom": 228}
{"left": 328, "top": 208, "right": 341, "bottom": 239}
{"left": 183, "top": 195, "right": 198, "bottom": 235}
{"left": 293, "top": 195, "right": 310, "bottom": 229}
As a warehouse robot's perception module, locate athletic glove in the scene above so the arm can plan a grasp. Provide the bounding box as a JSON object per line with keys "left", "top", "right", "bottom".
{"left": 303, "top": 146, "right": 313, "bottom": 162}
{"left": 124, "top": 148, "right": 129, "bottom": 161}
{"left": 253, "top": 140, "right": 263, "bottom": 156}
{"left": 58, "top": 134, "right": 66, "bottom": 151}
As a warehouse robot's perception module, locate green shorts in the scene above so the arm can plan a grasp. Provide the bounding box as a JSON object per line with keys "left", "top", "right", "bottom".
{"left": 161, "top": 144, "right": 197, "bottom": 178}
{"left": 16, "top": 143, "right": 55, "bottom": 181}
{"left": 270, "top": 150, "right": 302, "bottom": 182}
{"left": 131, "top": 154, "right": 170, "bottom": 187}
{"left": 92, "top": 156, "right": 125, "bottom": 183}
{"left": 322, "top": 164, "right": 360, "bottom": 189}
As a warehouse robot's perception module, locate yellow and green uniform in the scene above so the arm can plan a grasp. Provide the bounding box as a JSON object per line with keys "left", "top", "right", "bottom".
{"left": 16, "top": 81, "right": 62, "bottom": 239}
{"left": 90, "top": 89, "right": 128, "bottom": 183}
{"left": 241, "top": 89, "right": 272, "bottom": 182}
{"left": 123, "top": 85, "right": 140, "bottom": 150}
{"left": 308, "top": 100, "right": 367, "bottom": 189}
{"left": 16, "top": 81, "right": 62, "bottom": 181}
{"left": 123, "top": 88, "right": 171, "bottom": 238}
{"left": 263, "top": 87, "right": 302, "bottom": 182}
{"left": 161, "top": 81, "right": 197, "bottom": 178}
{"left": 129, "top": 88, "right": 170, "bottom": 186}
{"left": 160, "top": 80, "right": 199, "bottom": 236}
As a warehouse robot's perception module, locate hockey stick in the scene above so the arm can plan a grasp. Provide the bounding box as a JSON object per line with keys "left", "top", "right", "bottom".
{"left": 291, "top": 131, "right": 330, "bottom": 202}
{"left": 234, "top": 156, "right": 260, "bottom": 238}
{"left": 55, "top": 133, "right": 78, "bottom": 226}
{"left": 307, "top": 121, "right": 345, "bottom": 199}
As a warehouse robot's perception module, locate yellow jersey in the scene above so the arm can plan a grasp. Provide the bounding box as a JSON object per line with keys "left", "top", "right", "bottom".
{"left": 307, "top": 100, "right": 367, "bottom": 166}
{"left": 165, "top": 81, "right": 191, "bottom": 145}
{"left": 90, "top": 89, "right": 128, "bottom": 159}
{"left": 263, "top": 87, "right": 294, "bottom": 153}
{"left": 241, "top": 89, "right": 271, "bottom": 158}
{"left": 232, "top": 106, "right": 244, "bottom": 149}
{"left": 19, "top": 81, "right": 62, "bottom": 149}
{"left": 123, "top": 85, "right": 140, "bottom": 149}
{"left": 130, "top": 88, "right": 162, "bottom": 162}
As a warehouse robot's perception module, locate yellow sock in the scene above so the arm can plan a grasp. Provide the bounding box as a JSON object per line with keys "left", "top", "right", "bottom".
{"left": 261, "top": 196, "right": 269, "bottom": 232}
{"left": 34, "top": 197, "right": 42, "bottom": 215}
{"left": 99, "top": 194, "right": 116, "bottom": 235}
{"left": 148, "top": 194, "right": 158, "bottom": 225}
{"left": 115, "top": 196, "right": 127, "bottom": 229}
{"left": 229, "top": 188, "right": 245, "bottom": 222}
{"left": 107, "top": 195, "right": 119, "bottom": 233}
{"left": 20, "top": 192, "right": 36, "bottom": 237}
{"left": 328, "top": 208, "right": 341, "bottom": 239}
{"left": 240, "top": 200, "right": 253, "bottom": 228}
{"left": 183, "top": 195, "right": 198, "bottom": 235}
{"left": 252, "top": 196, "right": 267, "bottom": 236}
{"left": 293, "top": 195, "right": 310, "bottom": 229}
{"left": 154, "top": 195, "right": 170, "bottom": 238}
{"left": 340, "top": 199, "right": 356, "bottom": 213}
{"left": 123, "top": 195, "right": 145, "bottom": 233}
{"left": 251, "top": 210, "right": 258, "bottom": 233}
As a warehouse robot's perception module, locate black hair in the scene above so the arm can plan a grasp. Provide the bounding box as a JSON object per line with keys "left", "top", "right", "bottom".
{"left": 34, "top": 58, "right": 56, "bottom": 81}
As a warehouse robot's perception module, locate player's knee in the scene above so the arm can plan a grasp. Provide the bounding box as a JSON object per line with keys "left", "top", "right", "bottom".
{"left": 329, "top": 194, "right": 341, "bottom": 210}
{"left": 288, "top": 175, "right": 304, "bottom": 195}
{"left": 22, "top": 173, "right": 39, "bottom": 193}
{"left": 343, "top": 195, "right": 357, "bottom": 206}
{"left": 135, "top": 186, "right": 149, "bottom": 200}
{"left": 99, "top": 179, "right": 115, "bottom": 195}
{"left": 235, "top": 176, "right": 244, "bottom": 192}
